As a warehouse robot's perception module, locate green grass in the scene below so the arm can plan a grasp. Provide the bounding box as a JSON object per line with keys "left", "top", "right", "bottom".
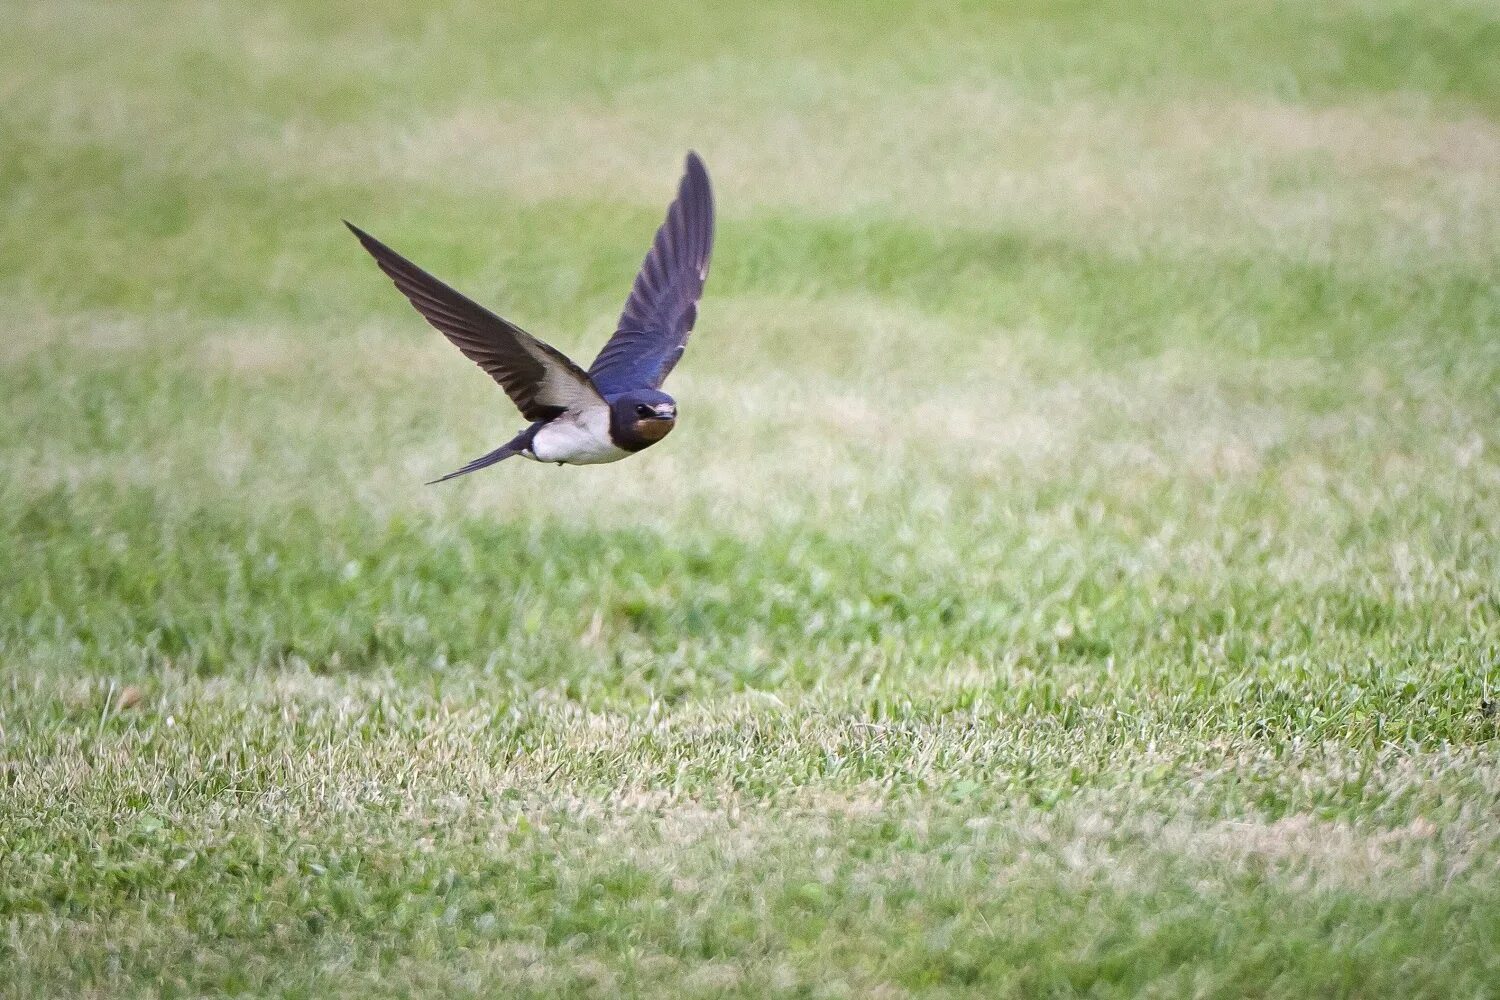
{"left": 3, "top": 0, "right": 1499, "bottom": 995}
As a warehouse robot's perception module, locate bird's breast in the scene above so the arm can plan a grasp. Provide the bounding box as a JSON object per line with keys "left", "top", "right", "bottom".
{"left": 528, "top": 410, "right": 630, "bottom": 465}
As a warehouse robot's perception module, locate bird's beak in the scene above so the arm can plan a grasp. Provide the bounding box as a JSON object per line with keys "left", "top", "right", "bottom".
{"left": 652, "top": 405, "right": 677, "bottom": 420}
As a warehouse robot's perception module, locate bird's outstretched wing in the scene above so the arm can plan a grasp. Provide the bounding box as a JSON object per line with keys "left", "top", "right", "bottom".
{"left": 347, "top": 222, "right": 605, "bottom": 421}
{"left": 588, "top": 152, "right": 714, "bottom": 396}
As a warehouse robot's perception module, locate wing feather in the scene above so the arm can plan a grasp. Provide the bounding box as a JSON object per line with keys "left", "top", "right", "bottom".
{"left": 588, "top": 153, "right": 714, "bottom": 395}
{"left": 347, "top": 222, "right": 604, "bottom": 420}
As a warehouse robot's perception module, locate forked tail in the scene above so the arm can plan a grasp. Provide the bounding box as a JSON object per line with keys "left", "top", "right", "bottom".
{"left": 427, "top": 424, "right": 542, "bottom": 485}
{"left": 426, "top": 443, "right": 524, "bottom": 485}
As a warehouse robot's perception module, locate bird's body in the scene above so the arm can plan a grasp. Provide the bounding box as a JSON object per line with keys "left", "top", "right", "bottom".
{"left": 529, "top": 409, "right": 627, "bottom": 466}
{"left": 347, "top": 153, "right": 714, "bottom": 482}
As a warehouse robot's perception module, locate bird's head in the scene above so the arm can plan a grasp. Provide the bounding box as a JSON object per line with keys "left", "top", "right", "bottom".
{"left": 610, "top": 389, "right": 678, "bottom": 447}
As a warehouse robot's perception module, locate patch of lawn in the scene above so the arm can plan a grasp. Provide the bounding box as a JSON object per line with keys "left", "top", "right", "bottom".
{"left": 2, "top": 0, "right": 1497, "bottom": 995}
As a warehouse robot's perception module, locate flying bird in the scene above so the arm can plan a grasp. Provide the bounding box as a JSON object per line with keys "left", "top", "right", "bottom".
{"left": 347, "top": 152, "right": 714, "bottom": 484}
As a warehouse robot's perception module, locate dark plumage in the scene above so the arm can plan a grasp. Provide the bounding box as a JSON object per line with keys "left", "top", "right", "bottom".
{"left": 589, "top": 153, "right": 715, "bottom": 396}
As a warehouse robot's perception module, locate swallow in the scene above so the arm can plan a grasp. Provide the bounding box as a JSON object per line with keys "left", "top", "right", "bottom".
{"left": 347, "top": 152, "right": 713, "bottom": 483}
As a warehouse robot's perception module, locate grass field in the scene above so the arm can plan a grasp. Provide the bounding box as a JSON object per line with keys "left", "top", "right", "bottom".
{"left": 3, "top": 1, "right": 1499, "bottom": 995}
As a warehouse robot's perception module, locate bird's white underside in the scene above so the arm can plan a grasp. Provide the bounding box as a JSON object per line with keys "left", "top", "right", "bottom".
{"left": 526, "top": 405, "right": 628, "bottom": 465}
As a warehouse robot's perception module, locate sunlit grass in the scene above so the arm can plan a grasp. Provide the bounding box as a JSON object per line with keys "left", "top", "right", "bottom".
{"left": 2, "top": 0, "right": 1497, "bottom": 995}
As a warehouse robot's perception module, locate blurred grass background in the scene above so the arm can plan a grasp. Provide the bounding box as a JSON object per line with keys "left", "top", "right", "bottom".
{"left": 2, "top": 1, "right": 1498, "bottom": 995}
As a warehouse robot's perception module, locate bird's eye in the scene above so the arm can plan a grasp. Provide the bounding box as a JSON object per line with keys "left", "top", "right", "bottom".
{"left": 635, "top": 404, "right": 652, "bottom": 417}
